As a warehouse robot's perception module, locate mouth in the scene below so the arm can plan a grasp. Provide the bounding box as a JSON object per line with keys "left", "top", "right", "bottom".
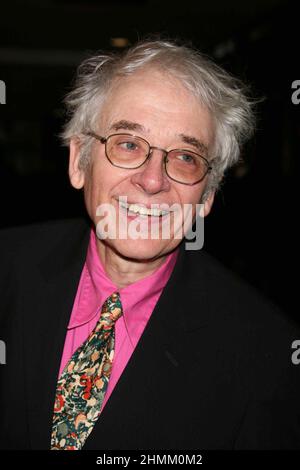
{"left": 118, "top": 200, "right": 171, "bottom": 218}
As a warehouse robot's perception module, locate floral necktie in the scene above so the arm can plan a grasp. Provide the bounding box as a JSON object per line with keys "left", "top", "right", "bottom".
{"left": 51, "top": 291, "right": 123, "bottom": 450}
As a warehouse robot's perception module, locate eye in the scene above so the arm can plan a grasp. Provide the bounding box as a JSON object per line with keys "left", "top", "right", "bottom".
{"left": 119, "top": 141, "right": 139, "bottom": 151}
{"left": 176, "top": 153, "right": 196, "bottom": 164}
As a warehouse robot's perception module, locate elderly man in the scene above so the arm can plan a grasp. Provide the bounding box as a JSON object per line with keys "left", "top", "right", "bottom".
{"left": 0, "top": 39, "right": 300, "bottom": 451}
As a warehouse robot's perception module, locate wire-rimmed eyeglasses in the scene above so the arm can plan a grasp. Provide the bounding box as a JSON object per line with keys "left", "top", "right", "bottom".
{"left": 85, "top": 131, "right": 212, "bottom": 186}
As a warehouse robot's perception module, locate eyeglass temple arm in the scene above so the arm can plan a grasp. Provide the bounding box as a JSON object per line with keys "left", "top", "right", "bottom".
{"left": 85, "top": 131, "right": 106, "bottom": 144}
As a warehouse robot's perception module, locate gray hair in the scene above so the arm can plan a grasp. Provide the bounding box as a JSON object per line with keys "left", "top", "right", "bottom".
{"left": 62, "top": 39, "right": 255, "bottom": 197}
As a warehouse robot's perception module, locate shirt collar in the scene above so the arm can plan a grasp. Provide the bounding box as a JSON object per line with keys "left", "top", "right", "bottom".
{"left": 68, "top": 226, "right": 179, "bottom": 336}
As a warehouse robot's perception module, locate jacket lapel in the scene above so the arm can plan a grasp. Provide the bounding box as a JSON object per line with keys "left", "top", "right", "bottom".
{"left": 23, "top": 217, "right": 91, "bottom": 449}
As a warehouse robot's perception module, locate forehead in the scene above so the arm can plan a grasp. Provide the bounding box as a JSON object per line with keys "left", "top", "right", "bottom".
{"left": 99, "top": 69, "right": 215, "bottom": 146}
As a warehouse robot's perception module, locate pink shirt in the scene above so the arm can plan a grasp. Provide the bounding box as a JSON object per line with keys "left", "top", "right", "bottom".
{"left": 59, "top": 227, "right": 179, "bottom": 412}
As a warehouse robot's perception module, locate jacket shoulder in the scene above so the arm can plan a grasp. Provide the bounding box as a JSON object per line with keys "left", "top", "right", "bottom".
{"left": 184, "top": 246, "right": 300, "bottom": 336}
{"left": 0, "top": 217, "right": 89, "bottom": 259}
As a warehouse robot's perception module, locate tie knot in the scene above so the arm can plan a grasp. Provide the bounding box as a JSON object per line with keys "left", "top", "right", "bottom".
{"left": 100, "top": 291, "right": 123, "bottom": 326}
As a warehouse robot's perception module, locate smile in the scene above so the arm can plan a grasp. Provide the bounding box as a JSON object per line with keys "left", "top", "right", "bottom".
{"left": 119, "top": 201, "right": 170, "bottom": 217}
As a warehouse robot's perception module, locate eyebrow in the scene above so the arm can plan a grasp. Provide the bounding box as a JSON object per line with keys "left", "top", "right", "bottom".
{"left": 179, "top": 134, "right": 208, "bottom": 156}
{"left": 109, "top": 120, "right": 208, "bottom": 156}
{"left": 109, "top": 120, "right": 146, "bottom": 133}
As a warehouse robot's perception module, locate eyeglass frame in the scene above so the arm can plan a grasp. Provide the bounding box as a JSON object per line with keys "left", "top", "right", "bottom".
{"left": 84, "top": 131, "right": 213, "bottom": 186}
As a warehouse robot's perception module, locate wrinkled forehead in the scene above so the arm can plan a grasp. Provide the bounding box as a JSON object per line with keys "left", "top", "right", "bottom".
{"left": 97, "top": 68, "right": 215, "bottom": 146}
{"left": 103, "top": 67, "right": 200, "bottom": 109}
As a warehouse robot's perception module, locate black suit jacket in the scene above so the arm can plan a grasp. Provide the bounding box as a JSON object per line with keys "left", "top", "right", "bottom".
{"left": 0, "top": 217, "right": 300, "bottom": 450}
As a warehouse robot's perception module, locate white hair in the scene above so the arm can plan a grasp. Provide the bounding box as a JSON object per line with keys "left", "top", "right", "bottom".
{"left": 62, "top": 39, "right": 255, "bottom": 197}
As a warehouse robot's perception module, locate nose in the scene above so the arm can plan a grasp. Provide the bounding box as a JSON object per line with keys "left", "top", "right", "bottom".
{"left": 130, "top": 148, "right": 171, "bottom": 195}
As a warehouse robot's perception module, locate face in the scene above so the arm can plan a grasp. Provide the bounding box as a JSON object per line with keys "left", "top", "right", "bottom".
{"left": 69, "top": 69, "right": 215, "bottom": 262}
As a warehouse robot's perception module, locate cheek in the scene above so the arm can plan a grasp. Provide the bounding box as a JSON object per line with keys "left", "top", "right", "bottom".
{"left": 180, "top": 188, "right": 206, "bottom": 221}
{"left": 179, "top": 186, "right": 204, "bottom": 206}
{"left": 83, "top": 166, "right": 117, "bottom": 209}
{"left": 83, "top": 160, "right": 102, "bottom": 197}
{"left": 82, "top": 168, "right": 102, "bottom": 212}
{"left": 84, "top": 177, "right": 103, "bottom": 208}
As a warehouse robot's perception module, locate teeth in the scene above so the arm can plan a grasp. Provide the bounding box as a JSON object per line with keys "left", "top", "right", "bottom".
{"left": 119, "top": 201, "right": 169, "bottom": 217}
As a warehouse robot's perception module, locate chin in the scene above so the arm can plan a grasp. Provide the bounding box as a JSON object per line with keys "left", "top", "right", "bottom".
{"left": 110, "top": 239, "right": 171, "bottom": 262}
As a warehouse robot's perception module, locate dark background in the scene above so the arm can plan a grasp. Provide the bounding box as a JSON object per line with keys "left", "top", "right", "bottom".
{"left": 0, "top": 0, "right": 299, "bottom": 322}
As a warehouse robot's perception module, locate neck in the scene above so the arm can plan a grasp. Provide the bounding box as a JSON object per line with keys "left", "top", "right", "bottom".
{"left": 96, "top": 240, "right": 167, "bottom": 289}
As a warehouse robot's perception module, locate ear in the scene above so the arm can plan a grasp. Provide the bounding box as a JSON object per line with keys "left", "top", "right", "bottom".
{"left": 200, "top": 190, "right": 215, "bottom": 217}
{"left": 68, "top": 137, "right": 85, "bottom": 189}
